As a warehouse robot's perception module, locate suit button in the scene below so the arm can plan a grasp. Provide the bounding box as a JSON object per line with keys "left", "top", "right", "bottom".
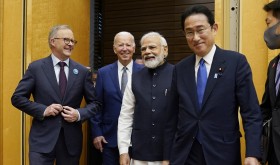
{"left": 153, "top": 84, "right": 156, "bottom": 87}
{"left": 152, "top": 109, "right": 156, "bottom": 112}
{"left": 153, "top": 73, "right": 157, "bottom": 76}
{"left": 152, "top": 96, "right": 156, "bottom": 100}
{"left": 152, "top": 123, "right": 155, "bottom": 126}
{"left": 152, "top": 136, "right": 155, "bottom": 139}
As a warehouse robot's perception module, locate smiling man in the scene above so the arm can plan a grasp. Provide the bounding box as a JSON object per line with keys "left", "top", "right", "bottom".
{"left": 11, "top": 25, "right": 101, "bottom": 165}
{"left": 89, "top": 31, "right": 143, "bottom": 165}
{"left": 163, "top": 5, "right": 262, "bottom": 165}
{"left": 118, "top": 32, "right": 174, "bottom": 165}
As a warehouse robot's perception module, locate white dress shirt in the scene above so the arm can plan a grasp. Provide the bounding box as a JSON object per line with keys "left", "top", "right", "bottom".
{"left": 118, "top": 77, "right": 163, "bottom": 165}
{"left": 195, "top": 44, "right": 216, "bottom": 82}
{"left": 118, "top": 60, "right": 133, "bottom": 90}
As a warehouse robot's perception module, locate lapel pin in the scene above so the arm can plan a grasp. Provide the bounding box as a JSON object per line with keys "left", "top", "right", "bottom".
{"left": 73, "top": 69, "right": 79, "bottom": 75}
{"left": 214, "top": 73, "right": 218, "bottom": 79}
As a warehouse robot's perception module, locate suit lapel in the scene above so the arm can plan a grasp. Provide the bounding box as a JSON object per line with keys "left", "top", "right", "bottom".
{"left": 42, "top": 56, "right": 61, "bottom": 99}
{"left": 270, "top": 58, "right": 278, "bottom": 103}
{"left": 65, "top": 59, "right": 78, "bottom": 100}
{"left": 184, "top": 56, "right": 200, "bottom": 115}
{"left": 201, "top": 48, "right": 225, "bottom": 110}
{"left": 110, "top": 62, "right": 122, "bottom": 97}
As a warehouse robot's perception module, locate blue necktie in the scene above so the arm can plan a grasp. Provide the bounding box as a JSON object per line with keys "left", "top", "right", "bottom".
{"left": 121, "top": 67, "right": 128, "bottom": 94}
{"left": 197, "top": 59, "right": 207, "bottom": 109}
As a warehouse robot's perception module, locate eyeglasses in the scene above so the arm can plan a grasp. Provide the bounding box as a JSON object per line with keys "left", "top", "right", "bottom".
{"left": 53, "top": 38, "right": 78, "bottom": 45}
{"left": 185, "top": 25, "right": 212, "bottom": 39}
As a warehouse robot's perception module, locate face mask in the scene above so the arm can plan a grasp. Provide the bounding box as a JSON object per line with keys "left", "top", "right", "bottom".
{"left": 264, "top": 22, "right": 280, "bottom": 50}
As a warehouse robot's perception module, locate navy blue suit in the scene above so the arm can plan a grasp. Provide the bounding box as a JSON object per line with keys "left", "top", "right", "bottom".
{"left": 164, "top": 46, "right": 262, "bottom": 165}
{"left": 90, "top": 61, "right": 143, "bottom": 164}
{"left": 11, "top": 56, "right": 100, "bottom": 164}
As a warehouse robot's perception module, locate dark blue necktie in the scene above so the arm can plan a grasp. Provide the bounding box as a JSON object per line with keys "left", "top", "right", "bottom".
{"left": 197, "top": 59, "right": 207, "bottom": 109}
{"left": 58, "top": 62, "right": 67, "bottom": 98}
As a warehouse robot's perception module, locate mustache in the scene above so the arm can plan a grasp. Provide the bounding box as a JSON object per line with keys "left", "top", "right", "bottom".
{"left": 143, "top": 54, "right": 155, "bottom": 60}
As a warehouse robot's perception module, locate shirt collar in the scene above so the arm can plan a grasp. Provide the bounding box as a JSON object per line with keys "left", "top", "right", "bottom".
{"left": 51, "top": 54, "right": 69, "bottom": 67}
{"left": 195, "top": 44, "right": 216, "bottom": 67}
{"left": 117, "top": 60, "right": 133, "bottom": 72}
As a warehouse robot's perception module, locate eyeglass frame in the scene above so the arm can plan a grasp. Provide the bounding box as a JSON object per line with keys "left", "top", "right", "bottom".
{"left": 184, "top": 25, "right": 212, "bottom": 39}
{"left": 53, "top": 38, "right": 78, "bottom": 45}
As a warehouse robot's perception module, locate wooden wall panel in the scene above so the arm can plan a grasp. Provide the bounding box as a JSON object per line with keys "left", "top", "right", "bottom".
{"left": 1, "top": 0, "right": 23, "bottom": 165}
{"left": 102, "top": 0, "right": 214, "bottom": 65}
{"left": 0, "top": 0, "right": 3, "bottom": 163}
{"left": 1, "top": 0, "right": 91, "bottom": 165}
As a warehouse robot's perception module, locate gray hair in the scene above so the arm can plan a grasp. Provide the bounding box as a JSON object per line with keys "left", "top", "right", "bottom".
{"left": 113, "top": 31, "right": 135, "bottom": 46}
{"left": 140, "top": 32, "right": 167, "bottom": 47}
{"left": 48, "top": 25, "right": 72, "bottom": 48}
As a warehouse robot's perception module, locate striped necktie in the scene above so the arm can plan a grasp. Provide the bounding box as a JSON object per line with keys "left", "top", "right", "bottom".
{"left": 275, "top": 61, "right": 280, "bottom": 95}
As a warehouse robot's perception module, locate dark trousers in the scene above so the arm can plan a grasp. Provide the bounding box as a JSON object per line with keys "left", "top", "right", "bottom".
{"left": 269, "top": 141, "right": 280, "bottom": 165}
{"left": 102, "top": 147, "right": 120, "bottom": 165}
{"left": 29, "top": 129, "right": 80, "bottom": 165}
{"left": 185, "top": 139, "right": 206, "bottom": 165}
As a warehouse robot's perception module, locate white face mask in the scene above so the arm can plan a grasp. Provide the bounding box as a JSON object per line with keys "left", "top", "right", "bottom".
{"left": 264, "top": 22, "right": 280, "bottom": 50}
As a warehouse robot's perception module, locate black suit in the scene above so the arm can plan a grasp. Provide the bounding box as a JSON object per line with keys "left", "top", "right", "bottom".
{"left": 261, "top": 54, "right": 280, "bottom": 165}
{"left": 11, "top": 56, "right": 100, "bottom": 164}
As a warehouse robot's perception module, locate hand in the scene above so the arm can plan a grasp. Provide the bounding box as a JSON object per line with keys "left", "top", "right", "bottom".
{"left": 44, "top": 104, "right": 63, "bottom": 117}
{"left": 93, "top": 136, "right": 108, "bottom": 152}
{"left": 61, "top": 106, "right": 79, "bottom": 122}
{"left": 120, "top": 153, "right": 130, "bottom": 165}
{"left": 244, "top": 157, "right": 260, "bottom": 165}
{"left": 162, "top": 160, "right": 169, "bottom": 165}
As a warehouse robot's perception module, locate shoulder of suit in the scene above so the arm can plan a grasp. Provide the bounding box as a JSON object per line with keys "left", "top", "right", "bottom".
{"left": 98, "top": 62, "right": 116, "bottom": 72}
{"left": 28, "top": 56, "right": 50, "bottom": 68}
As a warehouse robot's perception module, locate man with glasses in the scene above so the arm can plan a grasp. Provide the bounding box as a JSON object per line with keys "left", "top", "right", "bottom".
{"left": 11, "top": 24, "right": 100, "bottom": 165}
{"left": 163, "top": 5, "right": 262, "bottom": 165}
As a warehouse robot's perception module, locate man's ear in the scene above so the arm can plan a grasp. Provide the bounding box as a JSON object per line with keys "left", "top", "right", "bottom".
{"left": 50, "top": 39, "right": 55, "bottom": 47}
{"left": 163, "top": 46, "right": 168, "bottom": 58}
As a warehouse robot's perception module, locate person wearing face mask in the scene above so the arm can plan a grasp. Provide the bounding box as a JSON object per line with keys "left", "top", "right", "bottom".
{"left": 117, "top": 32, "right": 174, "bottom": 165}
{"left": 261, "top": 1, "right": 280, "bottom": 165}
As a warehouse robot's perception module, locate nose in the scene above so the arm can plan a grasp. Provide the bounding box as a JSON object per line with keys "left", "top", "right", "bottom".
{"left": 121, "top": 45, "right": 128, "bottom": 50}
{"left": 192, "top": 32, "right": 200, "bottom": 41}
{"left": 142, "top": 47, "right": 152, "bottom": 55}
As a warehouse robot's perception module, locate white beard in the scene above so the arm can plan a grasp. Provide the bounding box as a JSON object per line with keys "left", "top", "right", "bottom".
{"left": 144, "top": 54, "right": 164, "bottom": 69}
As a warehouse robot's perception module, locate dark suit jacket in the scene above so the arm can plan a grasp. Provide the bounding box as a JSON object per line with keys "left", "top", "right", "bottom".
{"left": 11, "top": 56, "right": 100, "bottom": 156}
{"left": 164, "top": 46, "right": 262, "bottom": 165}
{"left": 90, "top": 61, "right": 143, "bottom": 147}
{"left": 261, "top": 54, "right": 280, "bottom": 163}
